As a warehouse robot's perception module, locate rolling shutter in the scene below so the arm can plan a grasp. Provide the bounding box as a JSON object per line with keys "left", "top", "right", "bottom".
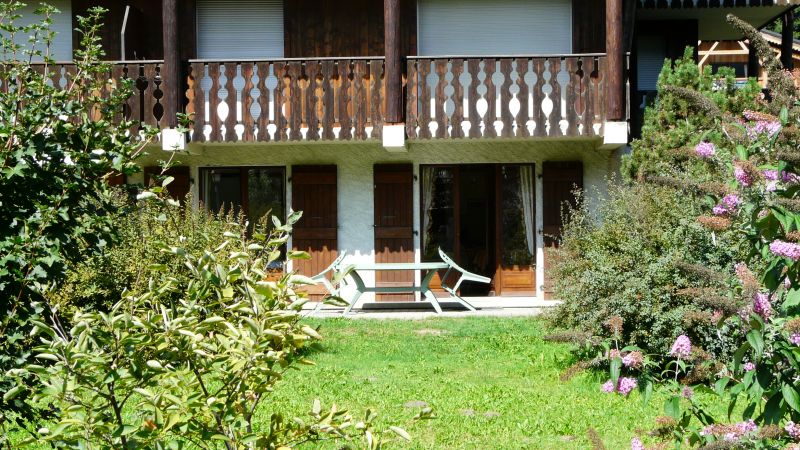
{"left": 10, "top": 0, "right": 72, "bottom": 61}
{"left": 196, "top": 0, "right": 283, "bottom": 59}
{"left": 417, "top": 0, "right": 572, "bottom": 56}
{"left": 636, "top": 35, "right": 666, "bottom": 91}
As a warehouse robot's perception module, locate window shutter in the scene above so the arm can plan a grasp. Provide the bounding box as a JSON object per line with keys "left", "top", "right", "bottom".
{"left": 417, "top": 0, "right": 572, "bottom": 56}
{"left": 636, "top": 35, "right": 667, "bottom": 91}
{"left": 196, "top": 0, "right": 284, "bottom": 59}
{"left": 9, "top": 0, "right": 72, "bottom": 61}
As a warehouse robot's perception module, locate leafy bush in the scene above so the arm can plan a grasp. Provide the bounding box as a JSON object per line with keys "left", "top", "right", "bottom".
{"left": 6, "top": 191, "right": 405, "bottom": 448}
{"left": 0, "top": 5, "right": 149, "bottom": 424}
{"left": 548, "top": 183, "right": 742, "bottom": 360}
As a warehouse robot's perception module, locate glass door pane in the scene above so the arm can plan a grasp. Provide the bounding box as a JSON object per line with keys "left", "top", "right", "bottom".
{"left": 202, "top": 168, "right": 242, "bottom": 216}
{"left": 247, "top": 168, "right": 285, "bottom": 224}
{"left": 421, "top": 166, "right": 456, "bottom": 261}
{"left": 500, "top": 165, "right": 535, "bottom": 266}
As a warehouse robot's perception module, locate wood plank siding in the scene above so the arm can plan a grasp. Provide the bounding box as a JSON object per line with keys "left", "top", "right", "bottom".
{"left": 542, "top": 161, "right": 583, "bottom": 300}
{"left": 283, "top": 0, "right": 416, "bottom": 58}
{"left": 374, "top": 164, "right": 415, "bottom": 301}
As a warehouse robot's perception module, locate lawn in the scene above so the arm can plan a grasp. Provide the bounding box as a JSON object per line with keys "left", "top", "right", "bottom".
{"left": 261, "top": 316, "right": 665, "bottom": 449}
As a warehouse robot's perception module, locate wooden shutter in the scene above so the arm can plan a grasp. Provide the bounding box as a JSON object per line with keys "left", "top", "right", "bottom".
{"left": 196, "top": 0, "right": 284, "bottom": 59}
{"left": 374, "top": 164, "right": 414, "bottom": 301}
{"left": 542, "top": 161, "right": 582, "bottom": 299}
{"left": 144, "top": 166, "right": 191, "bottom": 203}
{"left": 291, "top": 165, "right": 337, "bottom": 299}
{"left": 417, "top": 0, "right": 572, "bottom": 55}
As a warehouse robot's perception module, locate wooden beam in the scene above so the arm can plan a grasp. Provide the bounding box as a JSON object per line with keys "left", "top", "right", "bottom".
{"left": 606, "top": 0, "right": 624, "bottom": 121}
{"left": 384, "top": 0, "right": 402, "bottom": 123}
{"left": 781, "top": 10, "right": 794, "bottom": 70}
{"left": 162, "top": 0, "right": 179, "bottom": 128}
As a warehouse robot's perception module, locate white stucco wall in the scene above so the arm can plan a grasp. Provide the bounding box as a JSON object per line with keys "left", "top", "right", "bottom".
{"left": 133, "top": 137, "right": 616, "bottom": 301}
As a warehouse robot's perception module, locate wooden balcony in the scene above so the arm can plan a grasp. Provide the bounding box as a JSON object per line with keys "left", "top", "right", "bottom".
{"left": 186, "top": 57, "right": 386, "bottom": 143}
{"left": 31, "top": 61, "right": 167, "bottom": 135}
{"left": 406, "top": 54, "right": 608, "bottom": 139}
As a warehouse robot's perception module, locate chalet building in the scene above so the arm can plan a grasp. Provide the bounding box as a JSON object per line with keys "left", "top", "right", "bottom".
{"left": 697, "top": 30, "right": 800, "bottom": 87}
{"left": 12, "top": 0, "right": 798, "bottom": 304}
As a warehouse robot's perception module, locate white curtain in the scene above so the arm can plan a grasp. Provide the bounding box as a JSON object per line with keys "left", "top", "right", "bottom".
{"left": 520, "top": 165, "right": 535, "bottom": 257}
{"left": 422, "top": 167, "right": 436, "bottom": 251}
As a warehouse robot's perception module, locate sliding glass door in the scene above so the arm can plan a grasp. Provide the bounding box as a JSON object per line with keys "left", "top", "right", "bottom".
{"left": 421, "top": 164, "right": 536, "bottom": 297}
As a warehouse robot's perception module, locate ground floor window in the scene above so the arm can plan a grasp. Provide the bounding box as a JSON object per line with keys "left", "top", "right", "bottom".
{"left": 199, "top": 167, "right": 286, "bottom": 224}
{"left": 421, "top": 164, "right": 536, "bottom": 296}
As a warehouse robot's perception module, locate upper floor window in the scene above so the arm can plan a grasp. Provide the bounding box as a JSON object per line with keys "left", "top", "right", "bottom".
{"left": 416, "top": 0, "right": 572, "bottom": 56}
{"left": 1, "top": 0, "right": 72, "bottom": 61}
{"left": 196, "top": 0, "right": 284, "bottom": 60}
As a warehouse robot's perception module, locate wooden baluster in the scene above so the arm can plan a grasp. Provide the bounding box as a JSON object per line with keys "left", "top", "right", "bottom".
{"left": 405, "top": 59, "right": 418, "bottom": 139}
{"left": 152, "top": 64, "right": 165, "bottom": 127}
{"left": 433, "top": 59, "right": 448, "bottom": 138}
{"left": 256, "top": 62, "right": 271, "bottom": 142}
{"left": 207, "top": 62, "right": 222, "bottom": 141}
{"left": 582, "top": 56, "right": 595, "bottom": 137}
{"left": 515, "top": 58, "right": 530, "bottom": 138}
{"left": 321, "top": 60, "right": 336, "bottom": 140}
{"left": 273, "top": 62, "right": 287, "bottom": 142}
{"left": 111, "top": 64, "right": 128, "bottom": 126}
{"left": 223, "top": 63, "right": 238, "bottom": 141}
{"left": 352, "top": 59, "right": 368, "bottom": 140}
{"left": 595, "top": 57, "right": 606, "bottom": 135}
{"left": 288, "top": 61, "right": 303, "bottom": 141}
{"left": 129, "top": 64, "right": 144, "bottom": 136}
{"left": 467, "top": 59, "right": 481, "bottom": 138}
{"left": 565, "top": 57, "right": 579, "bottom": 137}
{"left": 416, "top": 59, "right": 431, "bottom": 139}
{"left": 241, "top": 62, "right": 256, "bottom": 142}
{"left": 369, "top": 58, "right": 383, "bottom": 140}
{"left": 450, "top": 58, "right": 464, "bottom": 139}
{"left": 548, "top": 58, "right": 562, "bottom": 137}
{"left": 189, "top": 63, "right": 206, "bottom": 142}
{"left": 482, "top": 58, "right": 496, "bottom": 138}
{"left": 305, "top": 60, "right": 320, "bottom": 141}
{"left": 337, "top": 59, "right": 352, "bottom": 140}
{"left": 143, "top": 63, "right": 158, "bottom": 128}
{"left": 532, "top": 58, "right": 546, "bottom": 137}
{"left": 499, "top": 58, "right": 513, "bottom": 138}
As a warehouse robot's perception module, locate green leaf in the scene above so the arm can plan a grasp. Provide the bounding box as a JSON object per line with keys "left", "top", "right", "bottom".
{"left": 610, "top": 357, "right": 621, "bottom": 386}
{"left": 664, "top": 396, "right": 681, "bottom": 420}
{"left": 746, "top": 330, "right": 764, "bottom": 358}
{"left": 3, "top": 385, "right": 24, "bottom": 402}
{"left": 714, "top": 377, "right": 730, "bottom": 397}
{"left": 785, "top": 288, "right": 800, "bottom": 308}
{"left": 783, "top": 384, "right": 800, "bottom": 413}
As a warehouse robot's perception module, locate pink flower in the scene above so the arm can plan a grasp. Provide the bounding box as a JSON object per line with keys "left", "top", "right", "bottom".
{"left": 601, "top": 380, "right": 615, "bottom": 393}
{"left": 736, "top": 419, "right": 757, "bottom": 435}
{"left": 753, "top": 292, "right": 772, "bottom": 319}
{"left": 618, "top": 377, "right": 638, "bottom": 396}
{"left": 786, "top": 421, "right": 800, "bottom": 440}
{"left": 790, "top": 333, "right": 800, "bottom": 346}
{"left": 722, "top": 194, "right": 740, "bottom": 208}
{"left": 770, "top": 240, "right": 800, "bottom": 261}
{"left": 670, "top": 335, "right": 692, "bottom": 358}
{"left": 609, "top": 349, "right": 621, "bottom": 360}
{"left": 743, "top": 362, "right": 756, "bottom": 372}
{"left": 746, "top": 120, "right": 781, "bottom": 140}
{"left": 695, "top": 142, "right": 716, "bottom": 158}
{"left": 783, "top": 172, "right": 800, "bottom": 184}
{"left": 682, "top": 386, "right": 694, "bottom": 399}
{"left": 763, "top": 169, "right": 780, "bottom": 181}
{"left": 631, "top": 437, "right": 644, "bottom": 450}
{"left": 622, "top": 351, "right": 644, "bottom": 368}
{"left": 713, "top": 205, "right": 729, "bottom": 216}
{"left": 734, "top": 165, "right": 753, "bottom": 187}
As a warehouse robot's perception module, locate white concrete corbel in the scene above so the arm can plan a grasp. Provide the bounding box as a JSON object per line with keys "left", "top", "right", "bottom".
{"left": 382, "top": 124, "right": 407, "bottom": 152}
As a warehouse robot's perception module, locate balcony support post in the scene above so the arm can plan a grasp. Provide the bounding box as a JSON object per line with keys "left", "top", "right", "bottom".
{"left": 781, "top": 9, "right": 794, "bottom": 71}
{"left": 384, "top": 0, "right": 402, "bottom": 124}
{"left": 162, "top": 0, "right": 180, "bottom": 130}
{"left": 605, "top": 0, "right": 624, "bottom": 122}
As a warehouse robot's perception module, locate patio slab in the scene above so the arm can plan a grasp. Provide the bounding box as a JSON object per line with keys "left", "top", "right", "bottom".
{"left": 303, "top": 300, "right": 557, "bottom": 320}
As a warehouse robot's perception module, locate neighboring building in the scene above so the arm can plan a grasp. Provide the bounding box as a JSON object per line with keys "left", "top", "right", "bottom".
{"left": 8, "top": 0, "right": 799, "bottom": 303}
{"left": 698, "top": 30, "right": 800, "bottom": 86}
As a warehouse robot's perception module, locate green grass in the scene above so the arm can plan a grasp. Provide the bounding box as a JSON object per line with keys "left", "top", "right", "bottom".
{"left": 259, "top": 317, "right": 666, "bottom": 449}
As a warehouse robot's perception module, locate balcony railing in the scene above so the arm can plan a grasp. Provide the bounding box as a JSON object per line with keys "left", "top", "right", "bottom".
{"left": 30, "top": 60, "right": 166, "bottom": 136}
{"left": 186, "top": 57, "right": 386, "bottom": 143}
{"left": 406, "top": 54, "right": 607, "bottom": 139}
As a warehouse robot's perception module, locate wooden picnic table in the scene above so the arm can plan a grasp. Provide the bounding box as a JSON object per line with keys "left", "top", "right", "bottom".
{"left": 343, "top": 260, "right": 480, "bottom": 315}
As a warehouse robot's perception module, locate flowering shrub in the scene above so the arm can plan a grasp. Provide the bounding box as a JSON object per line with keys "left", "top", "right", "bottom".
{"left": 591, "top": 14, "right": 800, "bottom": 450}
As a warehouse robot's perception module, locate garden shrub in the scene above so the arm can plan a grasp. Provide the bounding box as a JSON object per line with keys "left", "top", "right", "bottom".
{"left": 548, "top": 183, "right": 742, "bottom": 360}
{"left": 573, "top": 15, "right": 800, "bottom": 449}
{"left": 0, "top": 5, "right": 150, "bottom": 425}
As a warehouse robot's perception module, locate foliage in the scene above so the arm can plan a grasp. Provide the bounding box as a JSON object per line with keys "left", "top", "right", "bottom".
{"left": 0, "top": 4, "right": 150, "bottom": 425}
{"left": 548, "top": 183, "right": 743, "bottom": 361}
{"left": 580, "top": 15, "right": 800, "bottom": 449}
{"left": 5, "top": 188, "right": 406, "bottom": 449}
